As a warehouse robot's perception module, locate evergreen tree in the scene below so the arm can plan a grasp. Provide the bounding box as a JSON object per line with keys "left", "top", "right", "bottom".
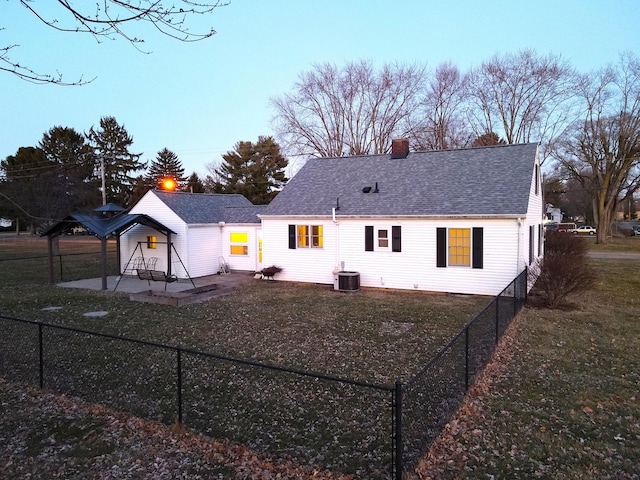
{"left": 0, "top": 146, "right": 55, "bottom": 232}
{"left": 39, "top": 126, "right": 99, "bottom": 211}
{"left": 87, "top": 116, "right": 145, "bottom": 207}
{"left": 129, "top": 175, "right": 151, "bottom": 205}
{"left": 186, "top": 172, "right": 205, "bottom": 193}
{"left": 211, "top": 136, "right": 288, "bottom": 204}
{"left": 145, "top": 148, "right": 186, "bottom": 190}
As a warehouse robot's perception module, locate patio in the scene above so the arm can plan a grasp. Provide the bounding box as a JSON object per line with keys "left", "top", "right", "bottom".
{"left": 56, "top": 271, "right": 257, "bottom": 294}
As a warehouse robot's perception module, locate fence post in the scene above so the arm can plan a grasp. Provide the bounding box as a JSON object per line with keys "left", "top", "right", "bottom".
{"left": 177, "top": 348, "right": 183, "bottom": 424}
{"left": 38, "top": 323, "right": 44, "bottom": 389}
{"left": 495, "top": 295, "right": 500, "bottom": 345}
{"left": 58, "top": 255, "right": 64, "bottom": 282}
{"left": 394, "top": 380, "right": 403, "bottom": 480}
{"left": 516, "top": 271, "right": 521, "bottom": 313}
{"left": 464, "top": 326, "right": 470, "bottom": 391}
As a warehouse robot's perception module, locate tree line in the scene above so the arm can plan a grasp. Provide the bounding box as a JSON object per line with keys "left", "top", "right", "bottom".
{"left": 272, "top": 51, "right": 640, "bottom": 243}
{"left": 0, "top": 116, "right": 288, "bottom": 233}
{"left": 2, "top": 48, "right": 638, "bottom": 242}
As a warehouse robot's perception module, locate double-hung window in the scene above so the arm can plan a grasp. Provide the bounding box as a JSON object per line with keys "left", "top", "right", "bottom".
{"left": 448, "top": 228, "right": 470, "bottom": 266}
{"left": 377, "top": 228, "right": 389, "bottom": 249}
{"left": 436, "top": 227, "right": 483, "bottom": 268}
{"left": 365, "top": 226, "right": 401, "bottom": 252}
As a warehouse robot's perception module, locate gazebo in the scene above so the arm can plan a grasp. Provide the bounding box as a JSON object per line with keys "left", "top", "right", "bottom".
{"left": 41, "top": 204, "right": 176, "bottom": 290}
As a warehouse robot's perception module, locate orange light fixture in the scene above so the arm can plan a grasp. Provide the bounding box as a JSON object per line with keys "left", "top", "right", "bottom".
{"left": 161, "top": 177, "right": 177, "bottom": 191}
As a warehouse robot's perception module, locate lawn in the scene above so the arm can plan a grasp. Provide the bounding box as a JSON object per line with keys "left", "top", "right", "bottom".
{"left": 2, "top": 234, "right": 638, "bottom": 478}
{"left": 0, "top": 235, "right": 487, "bottom": 384}
{"left": 0, "top": 234, "right": 490, "bottom": 478}
{"left": 415, "top": 249, "right": 640, "bottom": 478}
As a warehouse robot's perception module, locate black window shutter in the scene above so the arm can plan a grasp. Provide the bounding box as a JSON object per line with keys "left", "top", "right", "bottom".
{"left": 288, "top": 224, "right": 296, "bottom": 249}
{"left": 392, "top": 226, "right": 401, "bottom": 252}
{"left": 436, "top": 228, "right": 446, "bottom": 267}
{"left": 365, "top": 226, "right": 374, "bottom": 251}
{"left": 472, "top": 227, "right": 483, "bottom": 269}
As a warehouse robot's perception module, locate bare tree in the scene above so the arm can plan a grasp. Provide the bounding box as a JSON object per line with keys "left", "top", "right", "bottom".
{"left": 407, "top": 62, "right": 472, "bottom": 151}
{"left": 2, "top": 1, "right": 226, "bottom": 85}
{"left": 555, "top": 52, "right": 640, "bottom": 243}
{"left": 466, "top": 49, "right": 578, "bottom": 164}
{"left": 271, "top": 60, "right": 425, "bottom": 158}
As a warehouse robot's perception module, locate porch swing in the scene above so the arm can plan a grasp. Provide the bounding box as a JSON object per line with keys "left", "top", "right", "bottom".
{"left": 115, "top": 241, "right": 195, "bottom": 291}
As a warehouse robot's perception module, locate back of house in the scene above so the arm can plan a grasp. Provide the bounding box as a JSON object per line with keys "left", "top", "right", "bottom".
{"left": 260, "top": 142, "right": 543, "bottom": 296}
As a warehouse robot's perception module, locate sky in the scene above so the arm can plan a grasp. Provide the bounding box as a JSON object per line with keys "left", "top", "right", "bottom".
{"left": 1, "top": 1, "right": 638, "bottom": 178}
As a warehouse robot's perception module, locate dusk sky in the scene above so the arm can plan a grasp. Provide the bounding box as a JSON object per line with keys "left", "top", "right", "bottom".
{"left": 1, "top": 1, "right": 638, "bottom": 177}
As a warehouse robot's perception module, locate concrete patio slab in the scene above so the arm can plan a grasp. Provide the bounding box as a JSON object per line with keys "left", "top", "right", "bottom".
{"left": 57, "top": 272, "right": 255, "bottom": 294}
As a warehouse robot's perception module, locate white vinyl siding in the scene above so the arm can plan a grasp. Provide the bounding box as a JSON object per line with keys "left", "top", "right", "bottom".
{"left": 220, "top": 225, "right": 261, "bottom": 272}
{"left": 262, "top": 217, "right": 523, "bottom": 296}
{"left": 124, "top": 190, "right": 262, "bottom": 278}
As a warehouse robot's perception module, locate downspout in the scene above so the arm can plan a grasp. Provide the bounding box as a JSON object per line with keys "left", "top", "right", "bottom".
{"left": 167, "top": 231, "right": 172, "bottom": 276}
{"left": 517, "top": 217, "right": 523, "bottom": 274}
{"left": 219, "top": 221, "right": 225, "bottom": 265}
{"left": 332, "top": 206, "right": 340, "bottom": 278}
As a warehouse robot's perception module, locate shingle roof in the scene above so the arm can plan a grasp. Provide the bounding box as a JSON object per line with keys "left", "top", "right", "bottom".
{"left": 41, "top": 213, "right": 175, "bottom": 238}
{"left": 263, "top": 143, "right": 538, "bottom": 217}
{"left": 152, "top": 191, "right": 261, "bottom": 224}
{"left": 223, "top": 205, "right": 267, "bottom": 224}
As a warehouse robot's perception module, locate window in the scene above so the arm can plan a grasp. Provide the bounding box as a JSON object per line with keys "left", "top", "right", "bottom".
{"left": 538, "top": 224, "right": 542, "bottom": 257}
{"left": 437, "top": 227, "right": 483, "bottom": 268}
{"left": 365, "top": 225, "right": 401, "bottom": 252}
{"left": 378, "top": 229, "right": 389, "bottom": 248}
{"left": 230, "top": 232, "right": 249, "bottom": 256}
{"left": 310, "top": 225, "right": 323, "bottom": 247}
{"left": 146, "top": 236, "right": 157, "bottom": 249}
{"left": 529, "top": 225, "right": 534, "bottom": 265}
{"left": 449, "top": 228, "right": 470, "bottom": 266}
{"left": 289, "top": 224, "right": 323, "bottom": 249}
{"left": 297, "top": 225, "right": 309, "bottom": 247}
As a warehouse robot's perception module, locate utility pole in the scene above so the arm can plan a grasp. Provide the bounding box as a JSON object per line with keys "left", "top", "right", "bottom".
{"left": 100, "top": 154, "right": 106, "bottom": 206}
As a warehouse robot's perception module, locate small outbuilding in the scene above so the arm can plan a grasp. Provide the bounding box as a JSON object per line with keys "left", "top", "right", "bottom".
{"left": 122, "top": 190, "right": 265, "bottom": 279}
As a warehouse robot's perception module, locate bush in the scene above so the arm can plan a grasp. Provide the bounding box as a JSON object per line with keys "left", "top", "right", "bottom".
{"left": 529, "top": 231, "right": 596, "bottom": 308}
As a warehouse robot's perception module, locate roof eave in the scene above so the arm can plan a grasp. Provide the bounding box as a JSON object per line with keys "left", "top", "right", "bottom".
{"left": 259, "top": 214, "right": 527, "bottom": 220}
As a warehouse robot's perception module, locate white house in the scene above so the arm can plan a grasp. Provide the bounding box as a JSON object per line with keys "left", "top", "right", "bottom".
{"left": 122, "top": 190, "right": 265, "bottom": 278}
{"left": 259, "top": 141, "right": 544, "bottom": 296}
{"left": 545, "top": 204, "right": 563, "bottom": 224}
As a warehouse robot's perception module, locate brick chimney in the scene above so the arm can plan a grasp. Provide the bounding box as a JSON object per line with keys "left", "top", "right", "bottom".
{"left": 391, "top": 138, "right": 410, "bottom": 159}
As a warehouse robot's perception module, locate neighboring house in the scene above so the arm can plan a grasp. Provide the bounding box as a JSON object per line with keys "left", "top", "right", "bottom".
{"left": 545, "top": 204, "right": 563, "bottom": 224}
{"left": 259, "top": 141, "right": 544, "bottom": 296}
{"left": 122, "top": 190, "right": 265, "bottom": 278}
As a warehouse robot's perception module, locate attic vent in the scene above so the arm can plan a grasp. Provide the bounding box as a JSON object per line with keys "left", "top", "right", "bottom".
{"left": 362, "top": 186, "right": 372, "bottom": 193}
{"left": 391, "top": 138, "right": 410, "bottom": 159}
